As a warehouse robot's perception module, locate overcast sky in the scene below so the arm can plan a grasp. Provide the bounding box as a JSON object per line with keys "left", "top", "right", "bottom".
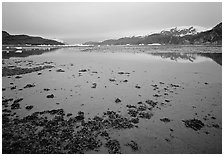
{"left": 2, "top": 2, "right": 222, "bottom": 44}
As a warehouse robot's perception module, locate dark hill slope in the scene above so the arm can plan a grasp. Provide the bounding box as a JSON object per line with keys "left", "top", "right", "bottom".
{"left": 2, "top": 31, "right": 64, "bottom": 45}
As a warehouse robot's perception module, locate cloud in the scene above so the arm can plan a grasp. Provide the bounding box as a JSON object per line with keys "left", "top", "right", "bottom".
{"left": 3, "top": 2, "right": 222, "bottom": 44}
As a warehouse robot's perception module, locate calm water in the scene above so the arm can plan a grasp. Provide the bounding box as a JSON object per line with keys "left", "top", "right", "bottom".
{"left": 2, "top": 45, "right": 222, "bottom": 59}
{"left": 2, "top": 46, "right": 222, "bottom": 153}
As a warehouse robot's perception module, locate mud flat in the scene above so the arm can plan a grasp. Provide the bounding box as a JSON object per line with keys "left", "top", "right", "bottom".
{"left": 2, "top": 47, "right": 222, "bottom": 154}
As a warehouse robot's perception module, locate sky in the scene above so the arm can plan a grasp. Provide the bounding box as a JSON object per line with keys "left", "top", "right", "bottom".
{"left": 2, "top": 2, "right": 222, "bottom": 44}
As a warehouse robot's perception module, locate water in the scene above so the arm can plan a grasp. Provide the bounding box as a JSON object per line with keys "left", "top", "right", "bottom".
{"left": 2, "top": 46, "right": 222, "bottom": 153}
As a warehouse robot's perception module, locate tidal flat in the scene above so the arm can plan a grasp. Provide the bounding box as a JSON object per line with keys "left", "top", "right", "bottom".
{"left": 2, "top": 45, "right": 222, "bottom": 154}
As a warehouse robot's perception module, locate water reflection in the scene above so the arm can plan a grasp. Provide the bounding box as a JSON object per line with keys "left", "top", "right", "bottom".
{"left": 198, "top": 53, "right": 222, "bottom": 65}
{"left": 2, "top": 47, "right": 59, "bottom": 59}
{"left": 2, "top": 46, "right": 222, "bottom": 66}
{"left": 150, "top": 53, "right": 222, "bottom": 66}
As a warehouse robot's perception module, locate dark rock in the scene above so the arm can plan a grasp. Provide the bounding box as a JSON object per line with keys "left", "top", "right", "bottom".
{"left": 47, "top": 109, "right": 65, "bottom": 116}
{"left": 15, "top": 75, "right": 22, "bottom": 79}
{"left": 67, "top": 113, "right": 72, "bottom": 117}
{"left": 135, "top": 85, "right": 141, "bottom": 89}
{"left": 165, "top": 99, "right": 171, "bottom": 103}
{"left": 78, "top": 111, "right": 84, "bottom": 116}
{"left": 10, "top": 86, "right": 16, "bottom": 90}
{"left": 165, "top": 138, "right": 171, "bottom": 142}
{"left": 125, "top": 140, "right": 139, "bottom": 151}
{"left": 2, "top": 98, "right": 13, "bottom": 106}
{"left": 24, "top": 84, "right": 35, "bottom": 88}
{"left": 170, "top": 84, "right": 180, "bottom": 88}
{"left": 151, "top": 84, "right": 158, "bottom": 87}
{"left": 117, "top": 71, "right": 130, "bottom": 75}
{"left": 2, "top": 65, "right": 54, "bottom": 77}
{"left": 123, "top": 79, "right": 128, "bottom": 82}
{"left": 137, "top": 105, "right": 147, "bottom": 111}
{"left": 13, "top": 98, "right": 23, "bottom": 104}
{"left": 127, "top": 109, "right": 138, "bottom": 117}
{"left": 118, "top": 71, "right": 125, "bottom": 74}
{"left": 126, "top": 105, "right": 136, "bottom": 109}
{"left": 205, "top": 131, "right": 209, "bottom": 135}
{"left": 44, "top": 88, "right": 50, "bottom": 91}
{"left": 182, "top": 119, "right": 205, "bottom": 131}
{"left": 160, "top": 118, "right": 171, "bottom": 123}
{"left": 211, "top": 116, "right": 216, "bottom": 120}
{"left": 100, "top": 130, "right": 109, "bottom": 138}
{"left": 2, "top": 88, "right": 6, "bottom": 91}
{"left": 25, "top": 105, "right": 34, "bottom": 110}
{"left": 75, "top": 111, "right": 85, "bottom": 121}
{"left": 103, "top": 111, "right": 134, "bottom": 129}
{"left": 139, "top": 112, "right": 153, "bottom": 119}
{"left": 151, "top": 84, "right": 159, "bottom": 90}
{"left": 75, "top": 115, "right": 84, "bottom": 121}
{"left": 46, "top": 94, "right": 54, "bottom": 98}
{"left": 153, "top": 94, "right": 161, "bottom": 97}
{"left": 105, "top": 139, "right": 121, "bottom": 154}
{"left": 145, "top": 100, "right": 157, "bottom": 107}
{"left": 115, "top": 98, "right": 121, "bottom": 103}
{"left": 79, "top": 69, "right": 87, "bottom": 72}
{"left": 212, "top": 124, "right": 220, "bottom": 129}
{"left": 93, "top": 116, "right": 103, "bottom": 122}
{"left": 56, "top": 69, "right": 65, "bottom": 72}
{"left": 2, "top": 106, "right": 138, "bottom": 154}
{"left": 3, "top": 109, "right": 11, "bottom": 113}
{"left": 91, "top": 83, "right": 97, "bottom": 88}
{"left": 11, "top": 103, "right": 20, "bottom": 110}
{"left": 129, "top": 118, "right": 139, "bottom": 124}
{"left": 137, "top": 101, "right": 143, "bottom": 104}
{"left": 109, "top": 78, "right": 116, "bottom": 82}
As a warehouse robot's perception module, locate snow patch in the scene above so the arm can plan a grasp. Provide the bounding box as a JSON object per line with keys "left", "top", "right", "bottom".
{"left": 159, "top": 25, "right": 209, "bottom": 37}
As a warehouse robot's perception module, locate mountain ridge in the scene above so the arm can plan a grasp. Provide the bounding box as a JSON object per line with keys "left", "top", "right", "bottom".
{"left": 160, "top": 25, "right": 207, "bottom": 37}
{"left": 83, "top": 22, "right": 222, "bottom": 46}
{"left": 2, "top": 31, "right": 65, "bottom": 45}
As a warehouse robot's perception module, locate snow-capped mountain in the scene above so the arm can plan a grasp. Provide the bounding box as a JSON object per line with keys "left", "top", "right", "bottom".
{"left": 83, "top": 22, "right": 221, "bottom": 45}
{"left": 160, "top": 26, "right": 208, "bottom": 37}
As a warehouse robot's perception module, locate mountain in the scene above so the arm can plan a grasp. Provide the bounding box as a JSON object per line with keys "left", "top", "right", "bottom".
{"left": 160, "top": 26, "right": 207, "bottom": 37}
{"left": 183, "top": 22, "right": 222, "bottom": 45}
{"left": 83, "top": 22, "right": 222, "bottom": 45}
{"left": 2, "top": 31, "right": 64, "bottom": 45}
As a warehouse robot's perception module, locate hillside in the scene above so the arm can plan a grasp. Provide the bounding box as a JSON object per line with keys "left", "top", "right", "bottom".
{"left": 2, "top": 31, "right": 64, "bottom": 45}
{"left": 83, "top": 22, "right": 222, "bottom": 45}
{"left": 183, "top": 23, "right": 222, "bottom": 45}
{"left": 160, "top": 26, "right": 207, "bottom": 37}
